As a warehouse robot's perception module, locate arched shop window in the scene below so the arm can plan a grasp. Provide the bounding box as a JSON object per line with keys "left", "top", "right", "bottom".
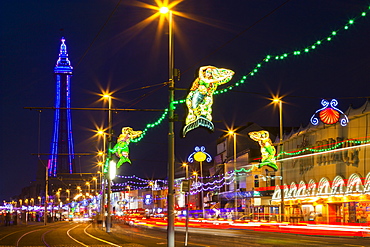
{"left": 346, "top": 173, "right": 364, "bottom": 194}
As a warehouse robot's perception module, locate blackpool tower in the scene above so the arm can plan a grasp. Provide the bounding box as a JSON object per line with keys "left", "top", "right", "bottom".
{"left": 48, "top": 37, "right": 75, "bottom": 176}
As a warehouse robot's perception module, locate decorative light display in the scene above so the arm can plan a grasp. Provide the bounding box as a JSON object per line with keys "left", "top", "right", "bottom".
{"left": 144, "top": 195, "right": 153, "bottom": 205}
{"left": 183, "top": 66, "right": 234, "bottom": 137}
{"left": 124, "top": 5, "right": 369, "bottom": 142}
{"left": 249, "top": 130, "right": 278, "bottom": 171}
{"left": 110, "top": 127, "right": 142, "bottom": 168}
{"left": 310, "top": 99, "right": 349, "bottom": 126}
{"left": 187, "top": 146, "right": 212, "bottom": 163}
{"left": 277, "top": 137, "right": 370, "bottom": 158}
{"left": 111, "top": 138, "right": 370, "bottom": 192}
{"left": 236, "top": 164, "right": 258, "bottom": 173}
{"left": 190, "top": 177, "right": 235, "bottom": 195}
{"left": 48, "top": 37, "right": 74, "bottom": 176}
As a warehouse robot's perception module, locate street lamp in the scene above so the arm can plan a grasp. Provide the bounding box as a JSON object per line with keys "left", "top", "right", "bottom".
{"left": 228, "top": 130, "right": 238, "bottom": 219}
{"left": 66, "top": 189, "right": 70, "bottom": 202}
{"left": 44, "top": 162, "right": 49, "bottom": 226}
{"left": 126, "top": 186, "right": 131, "bottom": 211}
{"left": 159, "top": 5, "right": 175, "bottom": 246}
{"left": 96, "top": 129, "right": 106, "bottom": 221}
{"left": 182, "top": 162, "right": 190, "bottom": 246}
{"left": 272, "top": 97, "right": 284, "bottom": 222}
{"left": 56, "top": 191, "right": 60, "bottom": 202}
{"left": 192, "top": 171, "right": 198, "bottom": 182}
{"left": 92, "top": 177, "right": 97, "bottom": 195}
{"left": 86, "top": 182, "right": 90, "bottom": 194}
{"left": 149, "top": 181, "right": 154, "bottom": 213}
{"left": 103, "top": 93, "right": 113, "bottom": 233}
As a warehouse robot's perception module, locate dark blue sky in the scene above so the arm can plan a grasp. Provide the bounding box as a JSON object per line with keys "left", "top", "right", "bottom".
{"left": 1, "top": 0, "right": 370, "bottom": 201}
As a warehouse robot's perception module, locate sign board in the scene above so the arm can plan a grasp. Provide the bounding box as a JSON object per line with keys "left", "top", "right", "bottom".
{"left": 182, "top": 180, "right": 190, "bottom": 193}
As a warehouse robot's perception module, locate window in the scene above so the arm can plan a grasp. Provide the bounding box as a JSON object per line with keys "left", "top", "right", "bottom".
{"left": 254, "top": 175, "right": 259, "bottom": 188}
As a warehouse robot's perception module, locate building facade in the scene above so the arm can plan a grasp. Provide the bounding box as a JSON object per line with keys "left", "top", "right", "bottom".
{"left": 270, "top": 100, "right": 370, "bottom": 223}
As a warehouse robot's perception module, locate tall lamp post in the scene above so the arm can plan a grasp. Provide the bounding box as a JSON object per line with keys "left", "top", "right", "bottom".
{"left": 103, "top": 94, "right": 113, "bottom": 232}
{"left": 149, "top": 181, "right": 154, "bottom": 212}
{"left": 126, "top": 186, "right": 131, "bottom": 211}
{"left": 44, "top": 164, "right": 49, "bottom": 225}
{"left": 86, "top": 182, "right": 90, "bottom": 194}
{"left": 159, "top": 6, "right": 175, "bottom": 246}
{"left": 97, "top": 129, "right": 107, "bottom": 220}
{"left": 92, "top": 177, "right": 97, "bottom": 195}
{"left": 272, "top": 97, "right": 284, "bottom": 222}
{"left": 182, "top": 162, "right": 189, "bottom": 246}
{"left": 66, "top": 189, "right": 70, "bottom": 202}
{"left": 188, "top": 146, "right": 212, "bottom": 219}
{"left": 228, "top": 130, "right": 238, "bottom": 219}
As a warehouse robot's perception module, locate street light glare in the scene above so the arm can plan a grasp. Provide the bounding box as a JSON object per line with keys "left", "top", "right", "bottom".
{"left": 160, "top": 6, "right": 169, "bottom": 14}
{"left": 228, "top": 130, "right": 235, "bottom": 135}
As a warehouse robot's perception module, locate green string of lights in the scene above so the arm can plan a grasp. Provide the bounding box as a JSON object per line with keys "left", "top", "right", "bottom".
{"left": 276, "top": 138, "right": 370, "bottom": 158}
{"left": 234, "top": 138, "right": 370, "bottom": 174}
{"left": 131, "top": 5, "right": 369, "bottom": 142}
{"left": 214, "top": 6, "right": 369, "bottom": 95}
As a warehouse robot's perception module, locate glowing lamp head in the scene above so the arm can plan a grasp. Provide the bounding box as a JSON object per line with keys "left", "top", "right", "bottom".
{"left": 272, "top": 98, "right": 281, "bottom": 104}
{"left": 194, "top": 152, "right": 206, "bottom": 162}
{"left": 228, "top": 130, "right": 235, "bottom": 135}
{"left": 160, "top": 6, "right": 169, "bottom": 14}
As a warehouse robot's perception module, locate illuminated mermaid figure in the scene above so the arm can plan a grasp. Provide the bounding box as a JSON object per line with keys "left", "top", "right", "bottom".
{"left": 112, "top": 127, "right": 142, "bottom": 168}
{"left": 249, "top": 130, "right": 278, "bottom": 171}
{"left": 183, "top": 65, "right": 234, "bottom": 137}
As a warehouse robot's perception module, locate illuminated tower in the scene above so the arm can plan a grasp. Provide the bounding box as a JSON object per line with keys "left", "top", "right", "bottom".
{"left": 48, "top": 37, "right": 75, "bottom": 176}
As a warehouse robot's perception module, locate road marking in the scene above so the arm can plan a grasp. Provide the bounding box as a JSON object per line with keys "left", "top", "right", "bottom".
{"left": 299, "top": 239, "right": 327, "bottom": 244}
{"left": 84, "top": 223, "right": 121, "bottom": 246}
{"left": 67, "top": 224, "right": 89, "bottom": 247}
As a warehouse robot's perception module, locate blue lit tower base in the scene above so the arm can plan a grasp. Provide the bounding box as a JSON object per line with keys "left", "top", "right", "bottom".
{"left": 48, "top": 37, "right": 75, "bottom": 176}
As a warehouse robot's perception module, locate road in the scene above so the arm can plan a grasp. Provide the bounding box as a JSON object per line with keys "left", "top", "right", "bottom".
{"left": 1, "top": 221, "right": 370, "bottom": 246}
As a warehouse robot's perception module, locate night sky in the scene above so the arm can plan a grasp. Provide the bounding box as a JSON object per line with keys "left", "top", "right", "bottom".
{"left": 1, "top": 0, "right": 370, "bottom": 201}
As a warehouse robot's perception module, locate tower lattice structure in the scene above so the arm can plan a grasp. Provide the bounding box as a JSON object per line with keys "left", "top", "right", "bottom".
{"left": 48, "top": 37, "right": 75, "bottom": 176}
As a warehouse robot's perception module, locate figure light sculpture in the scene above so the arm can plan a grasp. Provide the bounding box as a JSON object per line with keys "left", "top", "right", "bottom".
{"left": 249, "top": 130, "right": 278, "bottom": 171}
{"left": 111, "top": 127, "right": 142, "bottom": 168}
{"left": 183, "top": 66, "right": 234, "bottom": 137}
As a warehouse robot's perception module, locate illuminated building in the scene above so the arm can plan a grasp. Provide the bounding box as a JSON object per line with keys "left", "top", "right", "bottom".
{"left": 48, "top": 37, "right": 75, "bottom": 176}
{"left": 271, "top": 99, "right": 370, "bottom": 223}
